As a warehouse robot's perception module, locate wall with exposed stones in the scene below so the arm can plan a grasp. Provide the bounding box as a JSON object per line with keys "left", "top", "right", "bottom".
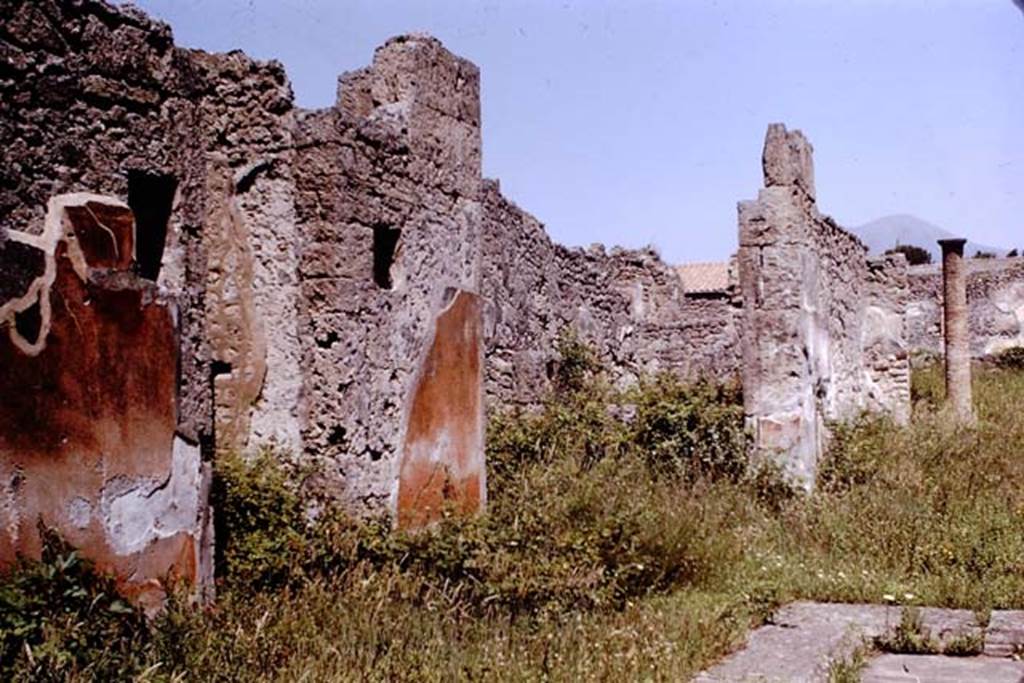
{"left": 906, "top": 258, "right": 1024, "bottom": 358}
{"left": 737, "top": 124, "right": 910, "bottom": 487}
{"left": 0, "top": 2, "right": 487, "bottom": 597}
{"left": 481, "top": 180, "right": 741, "bottom": 407}
{"left": 1, "top": 0, "right": 960, "bottom": 603}
{"left": 293, "top": 34, "right": 485, "bottom": 519}
{"left": 864, "top": 254, "right": 911, "bottom": 422}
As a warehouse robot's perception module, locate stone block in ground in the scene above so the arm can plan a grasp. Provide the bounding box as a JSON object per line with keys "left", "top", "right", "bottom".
{"left": 694, "top": 602, "right": 891, "bottom": 682}
{"left": 861, "top": 654, "right": 1024, "bottom": 683}
{"left": 985, "top": 610, "right": 1024, "bottom": 658}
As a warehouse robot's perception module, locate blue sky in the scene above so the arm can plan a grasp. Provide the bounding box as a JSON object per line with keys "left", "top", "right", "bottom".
{"left": 130, "top": 0, "right": 1022, "bottom": 263}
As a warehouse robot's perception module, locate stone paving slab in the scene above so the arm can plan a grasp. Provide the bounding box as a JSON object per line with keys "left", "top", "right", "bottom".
{"left": 987, "top": 611, "right": 1024, "bottom": 658}
{"left": 694, "top": 602, "right": 892, "bottom": 682}
{"left": 861, "top": 654, "right": 1024, "bottom": 682}
{"left": 693, "top": 602, "right": 1024, "bottom": 683}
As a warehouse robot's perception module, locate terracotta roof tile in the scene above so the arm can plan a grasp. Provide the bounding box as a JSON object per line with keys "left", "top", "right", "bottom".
{"left": 676, "top": 261, "right": 730, "bottom": 293}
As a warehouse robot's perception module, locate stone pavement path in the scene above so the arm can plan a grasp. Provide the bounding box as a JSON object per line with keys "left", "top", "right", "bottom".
{"left": 861, "top": 654, "right": 1024, "bottom": 682}
{"left": 694, "top": 602, "right": 1024, "bottom": 682}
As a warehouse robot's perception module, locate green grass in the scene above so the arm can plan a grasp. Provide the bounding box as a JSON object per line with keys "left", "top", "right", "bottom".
{"left": 3, "top": 352, "right": 1024, "bottom": 681}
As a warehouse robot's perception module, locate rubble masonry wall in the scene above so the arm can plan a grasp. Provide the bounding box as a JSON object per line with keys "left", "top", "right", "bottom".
{"left": 481, "top": 180, "right": 741, "bottom": 408}
{"left": 906, "top": 258, "right": 1024, "bottom": 358}
{"left": 738, "top": 124, "right": 910, "bottom": 487}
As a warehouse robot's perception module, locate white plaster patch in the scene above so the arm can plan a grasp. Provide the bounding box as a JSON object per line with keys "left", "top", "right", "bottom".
{"left": 862, "top": 305, "right": 903, "bottom": 352}
{"left": 991, "top": 283, "right": 1024, "bottom": 350}
{"left": 100, "top": 436, "right": 201, "bottom": 556}
{"left": 0, "top": 462, "right": 20, "bottom": 548}
{"left": 66, "top": 496, "right": 92, "bottom": 529}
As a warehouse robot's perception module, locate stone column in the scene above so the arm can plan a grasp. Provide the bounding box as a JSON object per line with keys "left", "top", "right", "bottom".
{"left": 938, "top": 238, "right": 973, "bottom": 421}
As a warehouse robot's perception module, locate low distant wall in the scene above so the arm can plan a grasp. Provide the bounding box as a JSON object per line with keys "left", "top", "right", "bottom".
{"left": 906, "top": 258, "right": 1024, "bottom": 357}
{"left": 481, "top": 180, "right": 740, "bottom": 408}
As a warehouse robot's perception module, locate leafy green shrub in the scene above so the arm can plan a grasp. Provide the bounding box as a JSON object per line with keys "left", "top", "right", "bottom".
{"left": 213, "top": 449, "right": 321, "bottom": 591}
{"left": 819, "top": 416, "right": 896, "bottom": 492}
{"left": 629, "top": 374, "right": 747, "bottom": 479}
{"left": 486, "top": 388, "right": 624, "bottom": 483}
{"left": 993, "top": 346, "right": 1024, "bottom": 370}
{"left": 486, "top": 332, "right": 623, "bottom": 482}
{"left": 0, "top": 528, "right": 148, "bottom": 681}
{"left": 551, "top": 327, "right": 602, "bottom": 393}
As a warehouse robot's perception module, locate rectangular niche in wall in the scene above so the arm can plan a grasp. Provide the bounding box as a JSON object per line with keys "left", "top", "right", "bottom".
{"left": 128, "top": 170, "right": 177, "bottom": 281}
{"left": 372, "top": 223, "right": 402, "bottom": 290}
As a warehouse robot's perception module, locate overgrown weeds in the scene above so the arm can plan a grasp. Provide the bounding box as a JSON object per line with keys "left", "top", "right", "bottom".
{"left": 0, "top": 529, "right": 148, "bottom": 682}
{"left": 3, "top": 338, "right": 1024, "bottom": 680}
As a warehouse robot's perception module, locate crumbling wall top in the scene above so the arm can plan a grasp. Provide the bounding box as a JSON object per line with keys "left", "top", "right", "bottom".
{"left": 763, "top": 123, "right": 816, "bottom": 199}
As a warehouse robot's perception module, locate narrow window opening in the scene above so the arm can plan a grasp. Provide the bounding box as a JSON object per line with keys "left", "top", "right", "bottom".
{"left": 372, "top": 224, "right": 401, "bottom": 290}
{"left": 128, "top": 170, "right": 177, "bottom": 281}
{"left": 211, "top": 360, "right": 232, "bottom": 377}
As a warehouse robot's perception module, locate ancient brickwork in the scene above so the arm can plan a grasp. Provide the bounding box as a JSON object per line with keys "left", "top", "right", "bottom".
{"left": 481, "top": 180, "right": 740, "bottom": 407}
{"left": 906, "top": 258, "right": 1024, "bottom": 357}
{"left": 738, "top": 124, "right": 910, "bottom": 487}
{"left": 293, "top": 35, "right": 484, "bottom": 519}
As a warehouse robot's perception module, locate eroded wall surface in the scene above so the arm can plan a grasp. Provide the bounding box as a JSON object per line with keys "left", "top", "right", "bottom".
{"left": 481, "top": 180, "right": 741, "bottom": 407}
{"left": 738, "top": 124, "right": 910, "bottom": 487}
{"left": 906, "top": 258, "right": 1024, "bottom": 358}
{"left": 294, "top": 35, "right": 484, "bottom": 520}
{"left": 864, "top": 254, "right": 911, "bottom": 423}
{"left": 2, "top": 0, "right": 950, "bottom": 581}
{"left": 0, "top": 195, "right": 211, "bottom": 608}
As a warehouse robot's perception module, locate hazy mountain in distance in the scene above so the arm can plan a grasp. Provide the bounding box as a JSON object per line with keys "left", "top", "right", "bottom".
{"left": 851, "top": 214, "right": 1008, "bottom": 262}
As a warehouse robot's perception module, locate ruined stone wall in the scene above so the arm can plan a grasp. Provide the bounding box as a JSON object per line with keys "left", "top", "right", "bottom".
{"left": 481, "top": 180, "right": 740, "bottom": 408}
{"left": 3, "top": 0, "right": 939, "bottom": 599}
{"left": 906, "top": 258, "right": 1024, "bottom": 358}
{"left": 864, "top": 254, "right": 911, "bottom": 423}
{"left": 1, "top": 2, "right": 491, "bottom": 589}
{"left": 738, "top": 124, "right": 910, "bottom": 487}
{"left": 1, "top": 3, "right": 490, "bottom": 567}
{"left": 0, "top": 0, "right": 220, "bottom": 600}
{"left": 293, "top": 35, "right": 485, "bottom": 521}
{"left": 0, "top": 0, "right": 311, "bottom": 597}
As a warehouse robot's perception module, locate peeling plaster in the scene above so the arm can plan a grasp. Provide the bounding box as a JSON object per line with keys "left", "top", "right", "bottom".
{"left": 101, "top": 437, "right": 202, "bottom": 556}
